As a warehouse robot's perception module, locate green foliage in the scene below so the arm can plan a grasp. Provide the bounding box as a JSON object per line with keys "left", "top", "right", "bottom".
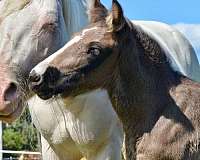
{"left": 2, "top": 108, "right": 40, "bottom": 158}
{"left": 3, "top": 128, "right": 26, "bottom": 151}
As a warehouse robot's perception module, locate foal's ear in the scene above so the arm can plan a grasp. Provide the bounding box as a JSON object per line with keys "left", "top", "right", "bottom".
{"left": 106, "top": 0, "right": 126, "bottom": 32}
{"left": 89, "top": 0, "right": 108, "bottom": 23}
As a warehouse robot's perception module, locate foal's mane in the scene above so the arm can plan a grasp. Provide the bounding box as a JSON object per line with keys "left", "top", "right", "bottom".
{"left": 135, "top": 26, "right": 168, "bottom": 64}
{"left": 115, "top": 19, "right": 168, "bottom": 65}
{"left": 0, "top": 0, "right": 30, "bottom": 21}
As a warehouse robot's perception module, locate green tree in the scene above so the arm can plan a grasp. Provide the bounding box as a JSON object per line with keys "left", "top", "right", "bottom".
{"left": 3, "top": 128, "right": 26, "bottom": 151}
{"left": 3, "top": 108, "right": 40, "bottom": 158}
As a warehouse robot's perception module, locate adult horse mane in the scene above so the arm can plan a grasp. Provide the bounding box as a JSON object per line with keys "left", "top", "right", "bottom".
{"left": 61, "top": 0, "right": 89, "bottom": 38}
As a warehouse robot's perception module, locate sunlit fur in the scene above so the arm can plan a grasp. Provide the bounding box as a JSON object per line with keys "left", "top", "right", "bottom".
{"left": 29, "top": 0, "right": 200, "bottom": 159}
{"left": 1, "top": 0, "right": 200, "bottom": 160}
{"left": 0, "top": 0, "right": 124, "bottom": 160}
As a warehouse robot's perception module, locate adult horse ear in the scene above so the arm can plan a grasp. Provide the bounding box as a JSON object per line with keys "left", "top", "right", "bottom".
{"left": 106, "top": 0, "right": 126, "bottom": 32}
{"left": 88, "top": 0, "right": 108, "bottom": 23}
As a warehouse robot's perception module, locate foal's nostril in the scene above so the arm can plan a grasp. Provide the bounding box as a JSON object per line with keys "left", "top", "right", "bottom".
{"left": 29, "top": 70, "right": 42, "bottom": 84}
{"left": 4, "top": 82, "right": 18, "bottom": 102}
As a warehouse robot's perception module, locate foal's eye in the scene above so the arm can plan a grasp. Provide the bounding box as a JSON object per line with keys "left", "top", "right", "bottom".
{"left": 87, "top": 47, "right": 101, "bottom": 56}
{"left": 88, "top": 48, "right": 100, "bottom": 56}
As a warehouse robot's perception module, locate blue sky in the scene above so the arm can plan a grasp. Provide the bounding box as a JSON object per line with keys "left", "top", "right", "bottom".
{"left": 101, "top": 0, "right": 200, "bottom": 62}
{"left": 101, "top": 0, "right": 200, "bottom": 24}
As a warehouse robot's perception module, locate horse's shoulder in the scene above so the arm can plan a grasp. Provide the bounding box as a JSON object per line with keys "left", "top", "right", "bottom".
{"left": 170, "top": 77, "right": 200, "bottom": 115}
{"left": 138, "top": 78, "right": 200, "bottom": 159}
{"left": 171, "top": 77, "right": 200, "bottom": 97}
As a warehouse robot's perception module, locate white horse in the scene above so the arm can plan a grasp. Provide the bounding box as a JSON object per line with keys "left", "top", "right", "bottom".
{"left": 0, "top": 0, "right": 199, "bottom": 160}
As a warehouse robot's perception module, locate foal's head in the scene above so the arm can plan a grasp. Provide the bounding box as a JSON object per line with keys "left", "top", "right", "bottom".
{"left": 29, "top": 0, "right": 141, "bottom": 99}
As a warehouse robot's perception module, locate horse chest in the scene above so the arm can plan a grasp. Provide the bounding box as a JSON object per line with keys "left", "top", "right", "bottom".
{"left": 28, "top": 96, "right": 96, "bottom": 145}
{"left": 28, "top": 96, "right": 72, "bottom": 144}
{"left": 28, "top": 90, "right": 119, "bottom": 154}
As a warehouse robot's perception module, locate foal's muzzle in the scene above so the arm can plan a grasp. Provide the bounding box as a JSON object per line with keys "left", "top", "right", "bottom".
{"left": 29, "top": 70, "right": 43, "bottom": 86}
{"left": 29, "top": 67, "right": 61, "bottom": 100}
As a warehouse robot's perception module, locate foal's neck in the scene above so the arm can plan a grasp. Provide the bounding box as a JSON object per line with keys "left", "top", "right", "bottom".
{"left": 110, "top": 27, "right": 178, "bottom": 122}
{"left": 108, "top": 25, "right": 181, "bottom": 159}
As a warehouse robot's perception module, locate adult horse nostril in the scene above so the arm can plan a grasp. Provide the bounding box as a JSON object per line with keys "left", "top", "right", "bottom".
{"left": 29, "top": 70, "right": 42, "bottom": 84}
{"left": 4, "top": 82, "right": 18, "bottom": 102}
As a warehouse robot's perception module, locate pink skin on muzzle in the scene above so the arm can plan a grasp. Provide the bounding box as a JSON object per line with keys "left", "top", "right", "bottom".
{"left": 0, "top": 63, "right": 23, "bottom": 123}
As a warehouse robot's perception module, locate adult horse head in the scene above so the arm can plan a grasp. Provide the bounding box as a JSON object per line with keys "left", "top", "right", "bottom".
{"left": 0, "top": 0, "right": 84, "bottom": 122}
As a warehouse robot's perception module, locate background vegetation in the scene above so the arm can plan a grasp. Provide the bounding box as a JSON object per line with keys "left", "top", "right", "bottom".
{"left": 2, "top": 108, "right": 40, "bottom": 158}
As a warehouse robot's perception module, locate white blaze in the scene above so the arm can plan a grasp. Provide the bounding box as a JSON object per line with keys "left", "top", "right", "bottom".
{"left": 32, "top": 27, "right": 98, "bottom": 75}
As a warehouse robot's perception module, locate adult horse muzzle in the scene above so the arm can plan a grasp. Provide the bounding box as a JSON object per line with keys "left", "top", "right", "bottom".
{"left": 0, "top": 60, "right": 27, "bottom": 122}
{"left": 0, "top": 81, "right": 24, "bottom": 123}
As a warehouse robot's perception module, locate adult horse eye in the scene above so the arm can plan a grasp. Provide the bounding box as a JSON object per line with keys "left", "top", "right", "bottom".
{"left": 42, "top": 22, "right": 57, "bottom": 32}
